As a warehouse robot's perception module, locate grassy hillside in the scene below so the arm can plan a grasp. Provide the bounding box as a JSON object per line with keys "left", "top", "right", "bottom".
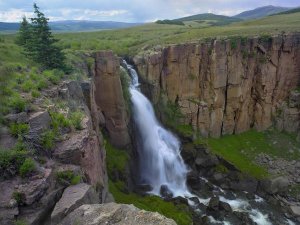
{"left": 234, "top": 5, "right": 291, "bottom": 20}
{"left": 173, "top": 13, "right": 242, "bottom": 26}
{"left": 0, "top": 20, "right": 142, "bottom": 33}
{"left": 1, "top": 11, "right": 300, "bottom": 58}
{"left": 50, "top": 11, "right": 300, "bottom": 56}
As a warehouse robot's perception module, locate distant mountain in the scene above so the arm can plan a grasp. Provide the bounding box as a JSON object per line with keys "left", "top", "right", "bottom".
{"left": 234, "top": 5, "right": 291, "bottom": 20}
{"left": 271, "top": 7, "right": 300, "bottom": 16}
{"left": 0, "top": 20, "right": 142, "bottom": 33}
{"left": 173, "top": 13, "right": 242, "bottom": 26}
{"left": 0, "top": 22, "right": 19, "bottom": 31}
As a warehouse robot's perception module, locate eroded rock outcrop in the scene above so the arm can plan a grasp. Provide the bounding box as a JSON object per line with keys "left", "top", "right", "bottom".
{"left": 51, "top": 183, "right": 98, "bottom": 224}
{"left": 58, "top": 203, "right": 177, "bottom": 225}
{"left": 93, "top": 51, "right": 130, "bottom": 147}
{"left": 134, "top": 34, "right": 300, "bottom": 137}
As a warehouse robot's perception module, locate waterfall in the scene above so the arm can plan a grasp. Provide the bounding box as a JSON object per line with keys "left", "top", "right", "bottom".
{"left": 123, "top": 60, "right": 190, "bottom": 197}
{"left": 122, "top": 60, "right": 295, "bottom": 225}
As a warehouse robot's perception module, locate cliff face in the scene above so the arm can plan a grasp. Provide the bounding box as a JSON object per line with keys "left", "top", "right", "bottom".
{"left": 93, "top": 51, "right": 130, "bottom": 147}
{"left": 134, "top": 34, "right": 300, "bottom": 137}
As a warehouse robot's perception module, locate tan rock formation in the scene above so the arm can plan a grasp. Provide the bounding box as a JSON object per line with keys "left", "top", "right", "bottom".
{"left": 93, "top": 51, "right": 130, "bottom": 147}
{"left": 134, "top": 34, "right": 300, "bottom": 137}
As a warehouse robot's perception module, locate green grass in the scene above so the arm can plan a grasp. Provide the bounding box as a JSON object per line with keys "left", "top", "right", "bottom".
{"left": 40, "top": 130, "right": 56, "bottom": 150}
{"left": 9, "top": 123, "right": 29, "bottom": 137}
{"left": 0, "top": 149, "right": 28, "bottom": 176}
{"left": 109, "top": 180, "right": 192, "bottom": 225}
{"left": 105, "top": 138, "right": 129, "bottom": 176}
{"left": 205, "top": 129, "right": 300, "bottom": 179}
{"left": 69, "top": 111, "right": 84, "bottom": 130}
{"left": 56, "top": 170, "right": 81, "bottom": 186}
{"left": 19, "top": 158, "right": 36, "bottom": 177}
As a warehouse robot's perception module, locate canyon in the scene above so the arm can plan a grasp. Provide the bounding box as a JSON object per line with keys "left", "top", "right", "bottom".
{"left": 1, "top": 33, "right": 300, "bottom": 225}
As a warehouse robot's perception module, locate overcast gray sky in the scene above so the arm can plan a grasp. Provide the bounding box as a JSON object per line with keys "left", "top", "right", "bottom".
{"left": 0, "top": 0, "right": 299, "bottom": 22}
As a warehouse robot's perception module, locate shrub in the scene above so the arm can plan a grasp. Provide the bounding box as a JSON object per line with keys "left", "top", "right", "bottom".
{"left": 37, "top": 79, "right": 48, "bottom": 90}
{"left": 19, "top": 158, "right": 36, "bottom": 177}
{"left": 13, "top": 139, "right": 28, "bottom": 152}
{"left": 21, "top": 80, "right": 35, "bottom": 92}
{"left": 8, "top": 94, "right": 26, "bottom": 112}
{"left": 9, "top": 123, "right": 29, "bottom": 137}
{"left": 31, "top": 90, "right": 41, "bottom": 98}
{"left": 12, "top": 191, "right": 25, "bottom": 205}
{"left": 50, "top": 111, "right": 71, "bottom": 130}
{"left": 0, "top": 149, "right": 28, "bottom": 178}
{"left": 43, "top": 70, "right": 61, "bottom": 85}
{"left": 56, "top": 170, "right": 81, "bottom": 186}
{"left": 69, "top": 111, "right": 84, "bottom": 130}
{"left": 230, "top": 39, "right": 238, "bottom": 50}
{"left": 14, "top": 220, "right": 27, "bottom": 225}
{"left": 29, "top": 72, "right": 39, "bottom": 81}
{"left": 40, "top": 130, "right": 56, "bottom": 150}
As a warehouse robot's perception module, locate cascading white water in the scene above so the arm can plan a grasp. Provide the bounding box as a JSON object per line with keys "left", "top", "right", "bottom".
{"left": 124, "top": 60, "right": 191, "bottom": 197}
{"left": 123, "top": 60, "right": 295, "bottom": 225}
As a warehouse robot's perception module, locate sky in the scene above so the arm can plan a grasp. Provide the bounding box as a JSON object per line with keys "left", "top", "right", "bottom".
{"left": 0, "top": 0, "right": 299, "bottom": 23}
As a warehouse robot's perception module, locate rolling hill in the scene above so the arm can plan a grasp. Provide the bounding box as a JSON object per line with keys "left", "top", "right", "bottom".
{"left": 0, "top": 20, "right": 142, "bottom": 33}
{"left": 174, "top": 13, "right": 242, "bottom": 26}
{"left": 234, "top": 5, "right": 291, "bottom": 20}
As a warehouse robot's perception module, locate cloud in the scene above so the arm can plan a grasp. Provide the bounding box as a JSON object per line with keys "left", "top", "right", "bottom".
{"left": 0, "top": 9, "right": 33, "bottom": 22}
{"left": 0, "top": 0, "right": 299, "bottom": 22}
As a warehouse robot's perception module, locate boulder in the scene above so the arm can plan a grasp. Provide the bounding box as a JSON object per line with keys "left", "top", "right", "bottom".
{"left": 260, "top": 176, "right": 290, "bottom": 194}
{"left": 58, "top": 203, "right": 177, "bottom": 225}
{"left": 0, "top": 179, "right": 20, "bottom": 225}
{"left": 195, "top": 155, "right": 219, "bottom": 168}
{"left": 160, "top": 185, "right": 173, "bottom": 199}
{"left": 4, "top": 112, "right": 28, "bottom": 123}
{"left": 186, "top": 171, "right": 201, "bottom": 189}
{"left": 219, "top": 201, "right": 232, "bottom": 213}
{"left": 51, "top": 183, "right": 98, "bottom": 224}
{"left": 53, "top": 129, "right": 89, "bottom": 164}
{"left": 208, "top": 196, "right": 219, "bottom": 211}
{"left": 133, "top": 184, "right": 153, "bottom": 195}
{"left": 28, "top": 111, "right": 51, "bottom": 133}
{"left": 289, "top": 205, "right": 300, "bottom": 217}
{"left": 0, "top": 127, "right": 17, "bottom": 154}
{"left": 17, "top": 188, "right": 64, "bottom": 225}
{"left": 230, "top": 177, "right": 258, "bottom": 193}
{"left": 15, "top": 169, "right": 51, "bottom": 205}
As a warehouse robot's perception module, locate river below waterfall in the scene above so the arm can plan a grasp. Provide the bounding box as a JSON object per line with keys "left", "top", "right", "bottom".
{"left": 122, "top": 60, "right": 297, "bottom": 225}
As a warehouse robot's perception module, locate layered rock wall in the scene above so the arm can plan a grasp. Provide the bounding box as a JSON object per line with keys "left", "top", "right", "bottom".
{"left": 93, "top": 51, "right": 130, "bottom": 147}
{"left": 134, "top": 34, "right": 300, "bottom": 137}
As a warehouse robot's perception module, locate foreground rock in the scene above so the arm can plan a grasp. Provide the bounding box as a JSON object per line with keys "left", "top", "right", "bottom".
{"left": 51, "top": 183, "right": 98, "bottom": 224}
{"left": 59, "top": 203, "right": 177, "bottom": 225}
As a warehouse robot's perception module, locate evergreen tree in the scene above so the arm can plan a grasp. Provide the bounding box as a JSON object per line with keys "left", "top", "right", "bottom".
{"left": 16, "top": 17, "right": 32, "bottom": 46}
{"left": 17, "top": 3, "right": 66, "bottom": 70}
